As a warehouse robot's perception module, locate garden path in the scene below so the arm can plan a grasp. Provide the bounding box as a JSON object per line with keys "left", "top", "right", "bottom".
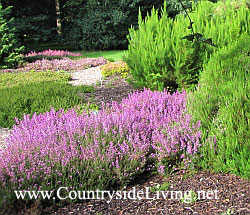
{"left": 69, "top": 66, "right": 103, "bottom": 86}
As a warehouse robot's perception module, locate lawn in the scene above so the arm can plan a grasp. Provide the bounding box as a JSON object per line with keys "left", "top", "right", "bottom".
{"left": 79, "top": 50, "right": 127, "bottom": 61}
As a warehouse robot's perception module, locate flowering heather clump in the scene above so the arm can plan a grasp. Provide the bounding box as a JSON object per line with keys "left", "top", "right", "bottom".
{"left": 25, "top": 49, "right": 81, "bottom": 57}
{"left": 20, "top": 57, "right": 107, "bottom": 71}
{"left": 0, "top": 89, "right": 201, "bottom": 207}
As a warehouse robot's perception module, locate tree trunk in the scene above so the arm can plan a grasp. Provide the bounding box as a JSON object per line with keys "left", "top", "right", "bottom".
{"left": 55, "top": 0, "right": 61, "bottom": 35}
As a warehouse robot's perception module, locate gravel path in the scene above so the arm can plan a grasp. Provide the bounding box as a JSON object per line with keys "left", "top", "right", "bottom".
{"left": 0, "top": 127, "right": 10, "bottom": 151}
{"left": 69, "top": 66, "right": 103, "bottom": 86}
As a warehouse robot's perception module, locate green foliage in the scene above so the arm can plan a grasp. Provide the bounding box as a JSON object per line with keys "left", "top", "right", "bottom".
{"left": 165, "top": 0, "right": 199, "bottom": 18}
{"left": 14, "top": 13, "right": 55, "bottom": 43}
{"left": 5, "top": 0, "right": 57, "bottom": 44}
{"left": 0, "top": 70, "right": 71, "bottom": 89}
{"left": 188, "top": 34, "right": 250, "bottom": 179}
{"left": 150, "top": 182, "right": 170, "bottom": 192}
{"left": 0, "top": 3, "right": 24, "bottom": 69}
{"left": 179, "top": 190, "right": 198, "bottom": 204}
{"left": 124, "top": 0, "right": 249, "bottom": 91}
{"left": 101, "top": 61, "right": 130, "bottom": 78}
{"left": 0, "top": 81, "right": 95, "bottom": 128}
{"left": 62, "top": 0, "right": 164, "bottom": 50}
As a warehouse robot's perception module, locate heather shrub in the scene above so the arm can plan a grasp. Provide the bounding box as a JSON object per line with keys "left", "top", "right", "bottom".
{"left": 0, "top": 70, "right": 70, "bottom": 89}
{"left": 0, "top": 82, "right": 95, "bottom": 128}
{"left": 124, "top": 0, "right": 249, "bottom": 91}
{"left": 101, "top": 61, "right": 130, "bottom": 78}
{"left": 15, "top": 57, "right": 107, "bottom": 72}
{"left": 23, "top": 55, "right": 64, "bottom": 63}
{"left": 0, "top": 89, "right": 201, "bottom": 210}
{"left": 25, "top": 49, "right": 81, "bottom": 57}
{"left": 0, "top": 3, "right": 23, "bottom": 69}
{"left": 23, "top": 49, "right": 81, "bottom": 63}
{"left": 187, "top": 34, "right": 250, "bottom": 179}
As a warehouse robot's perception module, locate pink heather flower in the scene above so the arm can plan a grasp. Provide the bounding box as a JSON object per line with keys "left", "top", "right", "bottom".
{"left": 17, "top": 57, "right": 107, "bottom": 72}
{"left": 158, "top": 165, "right": 165, "bottom": 174}
{"left": 0, "top": 89, "right": 202, "bottom": 188}
{"left": 25, "top": 49, "right": 81, "bottom": 57}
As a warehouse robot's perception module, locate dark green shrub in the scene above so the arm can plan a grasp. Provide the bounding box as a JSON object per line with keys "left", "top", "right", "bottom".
{"left": 188, "top": 34, "right": 250, "bottom": 179}
{"left": 0, "top": 3, "right": 23, "bottom": 68}
{"left": 124, "top": 0, "right": 249, "bottom": 91}
{"left": 62, "top": 0, "right": 164, "bottom": 50}
{"left": 0, "top": 82, "right": 95, "bottom": 128}
{"left": 4, "top": 0, "right": 57, "bottom": 44}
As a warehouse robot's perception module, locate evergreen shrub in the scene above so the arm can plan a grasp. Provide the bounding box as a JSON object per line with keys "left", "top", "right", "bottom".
{"left": 187, "top": 34, "right": 250, "bottom": 179}
{"left": 124, "top": 0, "right": 249, "bottom": 91}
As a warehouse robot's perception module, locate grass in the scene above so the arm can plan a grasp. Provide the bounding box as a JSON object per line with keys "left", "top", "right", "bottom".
{"left": 79, "top": 50, "right": 127, "bottom": 62}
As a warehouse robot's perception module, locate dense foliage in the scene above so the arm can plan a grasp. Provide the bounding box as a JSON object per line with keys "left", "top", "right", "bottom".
{"left": 124, "top": 0, "right": 249, "bottom": 91}
{"left": 101, "top": 61, "right": 130, "bottom": 78}
{"left": 2, "top": 0, "right": 57, "bottom": 43}
{"left": 0, "top": 79, "right": 95, "bottom": 128}
{"left": 0, "top": 3, "right": 23, "bottom": 68}
{"left": 0, "top": 89, "right": 201, "bottom": 209}
{"left": 62, "top": 0, "right": 164, "bottom": 50}
{"left": 0, "top": 70, "right": 71, "bottom": 89}
{"left": 188, "top": 34, "right": 250, "bottom": 178}
{"left": 2, "top": 57, "right": 107, "bottom": 72}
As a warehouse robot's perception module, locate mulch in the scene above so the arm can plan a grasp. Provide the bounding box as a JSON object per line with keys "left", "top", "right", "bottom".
{"left": 43, "top": 170, "right": 249, "bottom": 215}
{"left": 2, "top": 75, "right": 250, "bottom": 215}
{"left": 83, "top": 75, "right": 140, "bottom": 108}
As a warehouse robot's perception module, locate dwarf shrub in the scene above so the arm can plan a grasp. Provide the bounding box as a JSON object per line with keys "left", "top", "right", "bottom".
{"left": 101, "top": 61, "right": 130, "bottom": 78}
{"left": 23, "top": 49, "right": 81, "bottom": 63}
{"left": 0, "top": 70, "right": 70, "bottom": 89}
{"left": 0, "top": 89, "right": 201, "bottom": 210}
{"left": 187, "top": 34, "right": 250, "bottom": 179}
{"left": 13, "top": 57, "right": 107, "bottom": 72}
{"left": 0, "top": 82, "right": 95, "bottom": 128}
{"left": 124, "top": 0, "right": 249, "bottom": 91}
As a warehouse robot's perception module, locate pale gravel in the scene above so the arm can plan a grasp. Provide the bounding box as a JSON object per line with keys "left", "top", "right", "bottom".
{"left": 0, "top": 66, "right": 103, "bottom": 150}
{"left": 68, "top": 66, "right": 103, "bottom": 87}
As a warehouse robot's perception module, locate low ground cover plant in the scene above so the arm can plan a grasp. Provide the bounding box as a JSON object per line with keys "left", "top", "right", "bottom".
{"left": 0, "top": 89, "right": 201, "bottom": 210}
{"left": 101, "top": 61, "right": 130, "bottom": 78}
{"left": 23, "top": 49, "right": 82, "bottom": 63}
{"left": 0, "top": 71, "right": 94, "bottom": 128}
{"left": 25, "top": 49, "right": 81, "bottom": 57}
{"left": 22, "top": 57, "right": 107, "bottom": 71}
{"left": 1, "top": 57, "right": 107, "bottom": 72}
{"left": 187, "top": 34, "right": 250, "bottom": 179}
{"left": 0, "top": 70, "right": 70, "bottom": 89}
